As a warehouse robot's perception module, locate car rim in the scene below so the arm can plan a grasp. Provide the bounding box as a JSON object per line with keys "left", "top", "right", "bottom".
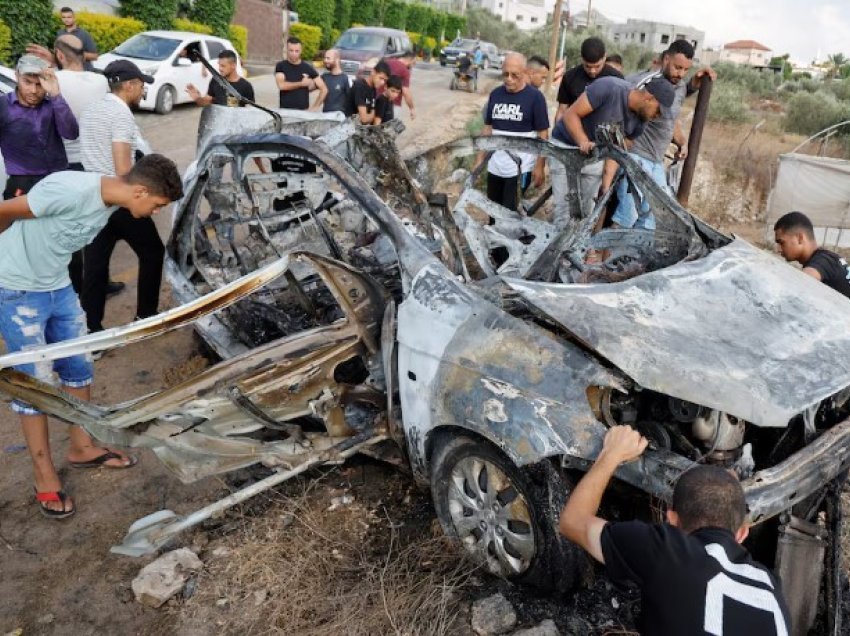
{"left": 447, "top": 456, "right": 535, "bottom": 576}
{"left": 163, "top": 88, "right": 173, "bottom": 110}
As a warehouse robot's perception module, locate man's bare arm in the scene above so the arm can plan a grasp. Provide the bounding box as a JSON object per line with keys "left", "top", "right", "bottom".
{"left": 310, "top": 75, "right": 328, "bottom": 111}
{"left": 402, "top": 86, "right": 415, "bottom": 118}
{"left": 356, "top": 105, "right": 375, "bottom": 124}
{"left": 473, "top": 124, "right": 493, "bottom": 172}
{"left": 559, "top": 426, "right": 648, "bottom": 563}
{"left": 564, "top": 94, "right": 595, "bottom": 154}
{"left": 112, "top": 141, "right": 133, "bottom": 176}
{"left": 802, "top": 267, "right": 823, "bottom": 281}
{"left": 275, "top": 72, "right": 311, "bottom": 92}
{"left": 0, "top": 196, "right": 36, "bottom": 234}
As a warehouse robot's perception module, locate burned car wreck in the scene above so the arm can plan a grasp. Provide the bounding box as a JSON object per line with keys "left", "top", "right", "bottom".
{"left": 1, "top": 112, "right": 850, "bottom": 632}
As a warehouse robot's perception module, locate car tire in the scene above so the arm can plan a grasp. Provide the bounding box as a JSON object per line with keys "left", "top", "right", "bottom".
{"left": 430, "top": 435, "right": 584, "bottom": 592}
{"left": 440, "top": 60, "right": 446, "bottom": 67}
{"left": 155, "top": 85, "right": 175, "bottom": 115}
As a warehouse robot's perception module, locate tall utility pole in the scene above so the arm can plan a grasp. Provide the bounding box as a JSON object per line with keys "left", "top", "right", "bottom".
{"left": 587, "top": 0, "right": 592, "bottom": 28}
{"left": 545, "top": 0, "right": 563, "bottom": 92}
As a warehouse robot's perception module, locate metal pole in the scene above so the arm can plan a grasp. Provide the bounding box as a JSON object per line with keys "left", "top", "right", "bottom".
{"left": 676, "top": 77, "right": 713, "bottom": 206}
{"left": 545, "top": 0, "right": 563, "bottom": 92}
{"left": 558, "top": 18, "right": 567, "bottom": 61}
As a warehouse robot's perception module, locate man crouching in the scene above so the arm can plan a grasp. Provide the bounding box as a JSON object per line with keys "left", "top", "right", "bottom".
{"left": 0, "top": 154, "right": 182, "bottom": 518}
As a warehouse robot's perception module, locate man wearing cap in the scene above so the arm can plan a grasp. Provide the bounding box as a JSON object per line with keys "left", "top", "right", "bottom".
{"left": 0, "top": 55, "right": 77, "bottom": 201}
{"left": 79, "top": 60, "right": 165, "bottom": 334}
{"left": 551, "top": 75, "right": 674, "bottom": 226}
{"left": 611, "top": 40, "right": 715, "bottom": 229}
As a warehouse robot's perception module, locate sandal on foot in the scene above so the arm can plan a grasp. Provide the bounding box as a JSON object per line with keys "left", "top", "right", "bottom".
{"left": 69, "top": 450, "right": 138, "bottom": 470}
{"left": 35, "top": 489, "right": 75, "bottom": 519}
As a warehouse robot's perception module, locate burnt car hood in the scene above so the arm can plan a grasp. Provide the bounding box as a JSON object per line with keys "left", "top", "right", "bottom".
{"left": 505, "top": 238, "right": 850, "bottom": 428}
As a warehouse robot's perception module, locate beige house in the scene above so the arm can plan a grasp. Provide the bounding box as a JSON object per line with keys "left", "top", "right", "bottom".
{"left": 718, "top": 40, "right": 773, "bottom": 66}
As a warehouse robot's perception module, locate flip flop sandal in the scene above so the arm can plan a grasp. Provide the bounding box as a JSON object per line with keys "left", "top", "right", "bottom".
{"left": 35, "top": 489, "right": 75, "bottom": 519}
{"left": 69, "top": 450, "right": 138, "bottom": 469}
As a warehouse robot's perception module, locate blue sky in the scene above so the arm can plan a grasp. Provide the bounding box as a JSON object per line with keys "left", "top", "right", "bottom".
{"left": 591, "top": 0, "right": 850, "bottom": 64}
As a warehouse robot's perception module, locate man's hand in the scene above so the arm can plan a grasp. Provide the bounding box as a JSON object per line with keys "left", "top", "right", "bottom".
{"left": 532, "top": 163, "right": 545, "bottom": 188}
{"left": 691, "top": 66, "right": 717, "bottom": 90}
{"left": 553, "top": 58, "right": 566, "bottom": 84}
{"left": 301, "top": 74, "right": 313, "bottom": 88}
{"left": 185, "top": 83, "right": 201, "bottom": 101}
{"left": 578, "top": 140, "right": 595, "bottom": 155}
{"left": 599, "top": 425, "right": 648, "bottom": 466}
{"left": 26, "top": 43, "right": 55, "bottom": 67}
{"left": 39, "top": 68, "right": 60, "bottom": 97}
{"left": 409, "top": 106, "right": 416, "bottom": 120}
{"left": 675, "top": 143, "right": 688, "bottom": 160}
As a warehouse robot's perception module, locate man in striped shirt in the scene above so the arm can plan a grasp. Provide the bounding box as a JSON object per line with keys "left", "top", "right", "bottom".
{"left": 79, "top": 60, "right": 165, "bottom": 333}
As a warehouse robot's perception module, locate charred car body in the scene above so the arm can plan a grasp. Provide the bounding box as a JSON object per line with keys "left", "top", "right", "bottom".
{"left": 1, "top": 105, "right": 850, "bottom": 632}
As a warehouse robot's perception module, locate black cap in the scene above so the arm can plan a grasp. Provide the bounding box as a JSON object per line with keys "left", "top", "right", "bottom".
{"left": 104, "top": 59, "right": 154, "bottom": 84}
{"left": 643, "top": 76, "right": 675, "bottom": 108}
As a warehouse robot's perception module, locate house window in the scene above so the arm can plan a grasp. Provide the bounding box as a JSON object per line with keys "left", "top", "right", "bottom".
{"left": 660, "top": 34, "right": 669, "bottom": 44}
{"left": 676, "top": 33, "right": 686, "bottom": 40}
{"left": 692, "top": 40, "right": 698, "bottom": 48}
{"left": 516, "top": 14, "right": 523, "bottom": 20}
{"left": 498, "top": 2, "right": 503, "bottom": 6}
{"left": 530, "top": 16, "right": 538, "bottom": 22}
{"left": 640, "top": 33, "right": 646, "bottom": 43}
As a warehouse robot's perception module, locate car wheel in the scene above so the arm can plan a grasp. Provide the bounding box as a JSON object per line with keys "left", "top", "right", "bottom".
{"left": 440, "top": 60, "right": 446, "bottom": 67}
{"left": 155, "top": 85, "right": 175, "bottom": 115}
{"left": 430, "top": 435, "right": 584, "bottom": 591}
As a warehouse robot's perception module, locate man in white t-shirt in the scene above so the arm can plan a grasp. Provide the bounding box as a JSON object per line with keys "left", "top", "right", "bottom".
{"left": 80, "top": 60, "right": 165, "bottom": 333}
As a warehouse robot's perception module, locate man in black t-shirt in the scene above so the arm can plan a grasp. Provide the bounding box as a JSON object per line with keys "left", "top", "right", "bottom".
{"left": 314, "top": 49, "right": 351, "bottom": 114}
{"left": 560, "top": 426, "right": 791, "bottom": 635}
{"left": 374, "top": 75, "right": 402, "bottom": 124}
{"left": 186, "top": 50, "right": 254, "bottom": 107}
{"left": 556, "top": 37, "right": 623, "bottom": 120}
{"left": 275, "top": 37, "right": 326, "bottom": 110}
{"left": 774, "top": 211, "right": 850, "bottom": 299}
{"left": 345, "top": 61, "right": 390, "bottom": 124}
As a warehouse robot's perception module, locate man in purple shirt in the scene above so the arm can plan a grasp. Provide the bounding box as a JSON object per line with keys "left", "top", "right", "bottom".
{"left": 0, "top": 54, "right": 78, "bottom": 200}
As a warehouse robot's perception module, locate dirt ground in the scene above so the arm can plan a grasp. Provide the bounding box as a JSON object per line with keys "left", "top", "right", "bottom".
{"left": 1, "top": 68, "right": 845, "bottom": 635}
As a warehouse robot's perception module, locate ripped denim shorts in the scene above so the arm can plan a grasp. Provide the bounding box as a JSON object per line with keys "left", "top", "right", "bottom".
{"left": 0, "top": 285, "right": 92, "bottom": 415}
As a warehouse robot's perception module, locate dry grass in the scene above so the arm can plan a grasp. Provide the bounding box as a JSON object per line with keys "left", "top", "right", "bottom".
{"left": 181, "top": 480, "right": 477, "bottom": 635}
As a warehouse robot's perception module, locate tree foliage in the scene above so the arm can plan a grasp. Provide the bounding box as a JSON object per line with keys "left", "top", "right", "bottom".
{"left": 406, "top": 4, "right": 432, "bottom": 34}
{"left": 333, "top": 0, "right": 353, "bottom": 31}
{"left": 0, "top": 18, "right": 11, "bottom": 65}
{"left": 189, "top": 0, "right": 236, "bottom": 37}
{"left": 119, "top": 0, "right": 179, "bottom": 31}
{"left": 294, "top": 0, "right": 335, "bottom": 47}
{"left": 383, "top": 0, "right": 408, "bottom": 30}
{"left": 0, "top": 0, "right": 54, "bottom": 56}
{"left": 73, "top": 12, "right": 146, "bottom": 52}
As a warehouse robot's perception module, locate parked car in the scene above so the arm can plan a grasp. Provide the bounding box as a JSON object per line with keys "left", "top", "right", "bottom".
{"left": 334, "top": 27, "right": 412, "bottom": 77}
{"left": 440, "top": 38, "right": 499, "bottom": 69}
{"left": 94, "top": 30, "right": 243, "bottom": 114}
{"left": 2, "top": 110, "right": 849, "bottom": 634}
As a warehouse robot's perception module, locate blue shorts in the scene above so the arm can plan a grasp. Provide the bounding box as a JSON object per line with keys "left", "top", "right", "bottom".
{"left": 0, "top": 285, "right": 92, "bottom": 415}
{"left": 611, "top": 153, "right": 670, "bottom": 230}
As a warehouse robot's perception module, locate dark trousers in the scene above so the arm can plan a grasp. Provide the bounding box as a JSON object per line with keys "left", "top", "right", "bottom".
{"left": 486, "top": 173, "right": 520, "bottom": 212}
{"left": 81, "top": 208, "right": 164, "bottom": 332}
{"left": 3, "top": 174, "right": 46, "bottom": 200}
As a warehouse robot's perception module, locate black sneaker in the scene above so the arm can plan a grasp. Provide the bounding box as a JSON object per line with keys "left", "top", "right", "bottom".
{"left": 106, "top": 280, "right": 126, "bottom": 297}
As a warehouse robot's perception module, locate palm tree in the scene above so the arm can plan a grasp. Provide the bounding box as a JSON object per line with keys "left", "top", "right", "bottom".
{"left": 826, "top": 52, "right": 848, "bottom": 79}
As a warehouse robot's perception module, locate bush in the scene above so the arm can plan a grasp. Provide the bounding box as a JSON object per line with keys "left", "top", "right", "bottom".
{"left": 120, "top": 0, "right": 179, "bottom": 31}
{"left": 0, "top": 18, "right": 11, "bottom": 65}
{"left": 228, "top": 24, "right": 247, "bottom": 59}
{"left": 426, "top": 11, "right": 446, "bottom": 41}
{"left": 350, "top": 0, "right": 375, "bottom": 26}
{"left": 72, "top": 12, "right": 145, "bottom": 53}
{"left": 712, "top": 61, "right": 779, "bottom": 97}
{"left": 406, "top": 4, "right": 432, "bottom": 34}
{"left": 825, "top": 78, "right": 850, "bottom": 102}
{"left": 0, "top": 0, "right": 54, "bottom": 55}
{"left": 383, "top": 0, "right": 407, "bottom": 30}
{"left": 173, "top": 17, "right": 213, "bottom": 35}
{"left": 189, "top": 0, "right": 236, "bottom": 37}
{"left": 444, "top": 14, "right": 466, "bottom": 41}
{"left": 709, "top": 83, "right": 752, "bottom": 124}
{"left": 295, "top": 0, "right": 334, "bottom": 48}
{"left": 784, "top": 90, "right": 850, "bottom": 136}
{"left": 333, "top": 0, "right": 353, "bottom": 31}
{"left": 290, "top": 23, "right": 321, "bottom": 61}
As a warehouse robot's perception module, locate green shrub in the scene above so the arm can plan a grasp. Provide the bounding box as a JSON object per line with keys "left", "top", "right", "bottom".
{"left": 383, "top": 0, "right": 407, "bottom": 30}
{"left": 120, "top": 0, "right": 178, "bottom": 31}
{"left": 825, "top": 78, "right": 850, "bottom": 102}
{"left": 0, "top": 18, "right": 11, "bottom": 65}
{"left": 708, "top": 83, "right": 752, "bottom": 124}
{"left": 294, "top": 0, "right": 334, "bottom": 47}
{"left": 72, "top": 12, "right": 145, "bottom": 53}
{"left": 779, "top": 77, "right": 821, "bottom": 95}
{"left": 406, "top": 4, "right": 432, "bottom": 34}
{"left": 228, "top": 25, "right": 247, "bottom": 59}
{"left": 329, "top": 28, "right": 341, "bottom": 47}
{"left": 189, "top": 0, "right": 236, "bottom": 37}
{"left": 350, "top": 0, "right": 375, "bottom": 26}
{"left": 173, "top": 17, "right": 213, "bottom": 35}
{"left": 712, "top": 61, "right": 779, "bottom": 97}
{"left": 784, "top": 90, "right": 850, "bottom": 136}
{"left": 333, "top": 0, "right": 353, "bottom": 30}
{"left": 290, "top": 23, "right": 321, "bottom": 61}
{"left": 444, "top": 14, "right": 466, "bottom": 40}
{"left": 0, "top": 0, "right": 55, "bottom": 55}
{"left": 426, "top": 11, "right": 446, "bottom": 41}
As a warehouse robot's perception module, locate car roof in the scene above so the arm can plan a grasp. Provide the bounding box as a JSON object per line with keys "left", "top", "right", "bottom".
{"left": 343, "top": 27, "right": 408, "bottom": 37}
{"left": 141, "top": 30, "right": 231, "bottom": 43}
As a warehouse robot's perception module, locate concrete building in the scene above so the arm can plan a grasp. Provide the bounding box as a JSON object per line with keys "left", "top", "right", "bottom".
{"left": 718, "top": 40, "right": 773, "bottom": 67}
{"left": 469, "top": 0, "right": 549, "bottom": 31}
{"left": 569, "top": 8, "right": 614, "bottom": 30}
{"left": 607, "top": 19, "right": 705, "bottom": 58}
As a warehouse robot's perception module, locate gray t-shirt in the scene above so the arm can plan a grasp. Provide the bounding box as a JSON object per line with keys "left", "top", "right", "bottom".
{"left": 554, "top": 76, "right": 645, "bottom": 146}
{"left": 0, "top": 172, "right": 115, "bottom": 291}
{"left": 627, "top": 70, "right": 687, "bottom": 163}
{"left": 322, "top": 72, "right": 351, "bottom": 113}
{"left": 58, "top": 27, "right": 98, "bottom": 72}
